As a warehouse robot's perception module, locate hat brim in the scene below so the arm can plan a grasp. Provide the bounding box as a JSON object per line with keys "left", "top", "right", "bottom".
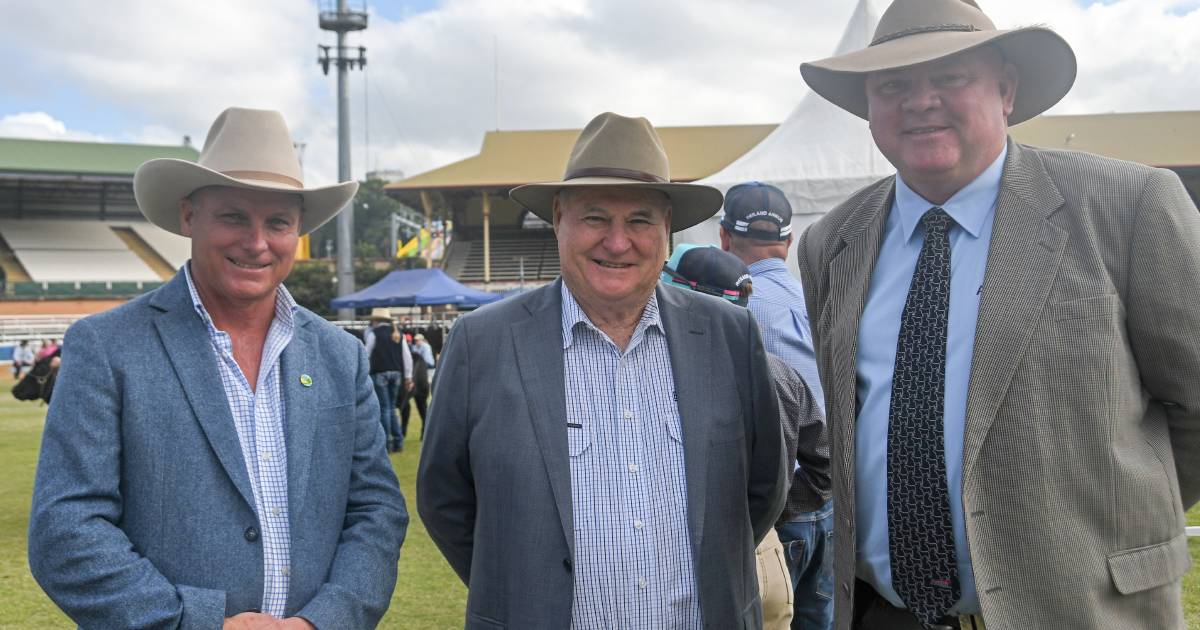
{"left": 509, "top": 177, "right": 724, "bottom": 233}
{"left": 800, "top": 27, "right": 1076, "bottom": 125}
{"left": 133, "top": 158, "right": 359, "bottom": 236}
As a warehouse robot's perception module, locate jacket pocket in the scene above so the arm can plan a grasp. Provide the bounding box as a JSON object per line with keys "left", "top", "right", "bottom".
{"left": 1107, "top": 532, "right": 1192, "bottom": 594}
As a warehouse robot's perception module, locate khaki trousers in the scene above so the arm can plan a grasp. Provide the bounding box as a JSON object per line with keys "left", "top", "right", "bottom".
{"left": 756, "top": 528, "right": 793, "bottom": 630}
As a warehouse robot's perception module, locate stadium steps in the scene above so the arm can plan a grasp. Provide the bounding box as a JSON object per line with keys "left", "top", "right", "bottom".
{"left": 0, "top": 233, "right": 32, "bottom": 282}
{"left": 111, "top": 227, "right": 175, "bottom": 280}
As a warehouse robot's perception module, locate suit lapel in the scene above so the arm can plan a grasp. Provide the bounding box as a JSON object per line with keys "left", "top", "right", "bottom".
{"left": 826, "top": 183, "right": 892, "bottom": 478}
{"left": 282, "top": 316, "right": 319, "bottom": 523}
{"left": 151, "top": 273, "right": 257, "bottom": 511}
{"left": 658, "top": 286, "right": 713, "bottom": 549}
{"left": 962, "top": 142, "right": 1067, "bottom": 480}
{"left": 511, "top": 281, "right": 573, "bottom": 555}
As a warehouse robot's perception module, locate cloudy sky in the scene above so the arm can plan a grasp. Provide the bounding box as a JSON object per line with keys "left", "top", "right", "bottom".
{"left": 1, "top": 0, "right": 1197, "bottom": 186}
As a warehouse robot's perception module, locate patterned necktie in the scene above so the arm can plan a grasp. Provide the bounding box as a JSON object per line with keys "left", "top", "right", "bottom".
{"left": 887, "top": 207, "right": 960, "bottom": 627}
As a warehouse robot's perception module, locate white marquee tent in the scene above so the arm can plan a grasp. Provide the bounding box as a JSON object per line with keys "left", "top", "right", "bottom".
{"left": 675, "top": 0, "right": 894, "bottom": 277}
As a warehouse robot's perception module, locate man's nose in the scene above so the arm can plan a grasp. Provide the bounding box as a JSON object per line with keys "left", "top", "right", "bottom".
{"left": 902, "top": 80, "right": 941, "bottom": 113}
{"left": 602, "top": 223, "right": 633, "bottom": 253}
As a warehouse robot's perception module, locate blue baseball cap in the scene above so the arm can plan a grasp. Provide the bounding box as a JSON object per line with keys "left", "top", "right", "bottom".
{"left": 661, "top": 244, "right": 752, "bottom": 307}
{"left": 719, "top": 181, "right": 793, "bottom": 241}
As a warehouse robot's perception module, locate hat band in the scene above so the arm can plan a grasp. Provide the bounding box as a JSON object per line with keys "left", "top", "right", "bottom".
{"left": 564, "top": 166, "right": 667, "bottom": 184}
{"left": 220, "top": 170, "right": 304, "bottom": 189}
{"left": 870, "top": 23, "right": 982, "bottom": 47}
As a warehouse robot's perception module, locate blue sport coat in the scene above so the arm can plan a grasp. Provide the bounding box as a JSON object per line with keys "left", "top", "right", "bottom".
{"left": 28, "top": 271, "right": 408, "bottom": 629}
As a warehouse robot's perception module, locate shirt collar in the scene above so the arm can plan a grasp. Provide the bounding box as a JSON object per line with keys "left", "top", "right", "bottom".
{"left": 183, "top": 262, "right": 298, "bottom": 337}
{"left": 894, "top": 143, "right": 1008, "bottom": 242}
{"left": 560, "top": 281, "right": 661, "bottom": 350}
{"left": 748, "top": 257, "right": 788, "bottom": 275}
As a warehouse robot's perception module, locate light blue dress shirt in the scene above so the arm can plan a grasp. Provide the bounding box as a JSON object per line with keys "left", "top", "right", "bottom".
{"left": 185, "top": 264, "right": 296, "bottom": 617}
{"left": 747, "top": 257, "right": 825, "bottom": 413}
{"left": 561, "top": 284, "right": 702, "bottom": 629}
{"left": 854, "top": 146, "right": 1006, "bottom": 615}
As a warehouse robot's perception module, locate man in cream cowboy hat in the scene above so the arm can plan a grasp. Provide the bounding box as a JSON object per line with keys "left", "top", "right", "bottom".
{"left": 29, "top": 107, "right": 408, "bottom": 629}
{"left": 418, "top": 112, "right": 786, "bottom": 629}
{"left": 796, "top": 1, "right": 1200, "bottom": 629}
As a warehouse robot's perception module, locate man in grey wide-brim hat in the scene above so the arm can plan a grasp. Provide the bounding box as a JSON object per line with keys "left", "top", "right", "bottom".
{"left": 796, "top": 1, "right": 1200, "bottom": 629}
{"left": 28, "top": 107, "right": 408, "bottom": 629}
{"left": 419, "top": 112, "right": 786, "bottom": 629}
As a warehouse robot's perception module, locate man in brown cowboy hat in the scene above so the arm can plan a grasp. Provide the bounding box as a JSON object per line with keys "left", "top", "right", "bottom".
{"left": 418, "top": 112, "right": 786, "bottom": 629}
{"left": 797, "top": 1, "right": 1200, "bottom": 629}
{"left": 29, "top": 107, "right": 407, "bottom": 629}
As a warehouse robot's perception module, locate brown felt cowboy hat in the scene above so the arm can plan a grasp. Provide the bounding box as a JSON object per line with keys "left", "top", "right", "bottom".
{"left": 801, "top": 0, "right": 1077, "bottom": 125}
{"left": 134, "top": 107, "right": 358, "bottom": 236}
{"left": 509, "top": 112, "right": 723, "bottom": 233}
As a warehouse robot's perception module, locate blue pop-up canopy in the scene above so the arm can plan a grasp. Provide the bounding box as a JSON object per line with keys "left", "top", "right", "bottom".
{"left": 330, "top": 268, "right": 502, "bottom": 309}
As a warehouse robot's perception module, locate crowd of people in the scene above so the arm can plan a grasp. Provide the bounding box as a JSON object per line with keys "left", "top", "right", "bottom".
{"left": 22, "top": 1, "right": 1200, "bottom": 629}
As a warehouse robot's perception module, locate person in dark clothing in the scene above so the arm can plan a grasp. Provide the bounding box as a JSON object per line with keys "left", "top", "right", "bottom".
{"left": 364, "top": 308, "right": 412, "bottom": 452}
{"left": 400, "top": 333, "right": 434, "bottom": 439}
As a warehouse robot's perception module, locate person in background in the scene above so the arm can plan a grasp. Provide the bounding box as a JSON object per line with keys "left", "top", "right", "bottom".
{"left": 719, "top": 181, "right": 833, "bottom": 629}
{"left": 663, "top": 244, "right": 830, "bottom": 630}
{"left": 364, "top": 307, "right": 413, "bottom": 453}
{"left": 401, "top": 333, "right": 434, "bottom": 440}
{"left": 12, "top": 340, "right": 33, "bottom": 378}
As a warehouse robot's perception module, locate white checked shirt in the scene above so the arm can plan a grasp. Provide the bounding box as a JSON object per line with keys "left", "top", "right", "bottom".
{"left": 185, "top": 265, "right": 295, "bottom": 616}
{"left": 561, "top": 284, "right": 702, "bottom": 629}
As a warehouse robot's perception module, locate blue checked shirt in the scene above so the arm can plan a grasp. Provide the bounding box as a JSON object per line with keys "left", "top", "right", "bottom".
{"left": 561, "top": 284, "right": 702, "bottom": 629}
{"left": 185, "top": 264, "right": 295, "bottom": 617}
{"left": 746, "top": 257, "right": 824, "bottom": 413}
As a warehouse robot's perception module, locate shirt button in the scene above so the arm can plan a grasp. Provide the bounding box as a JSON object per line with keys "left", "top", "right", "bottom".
{"left": 244, "top": 526, "right": 259, "bottom": 542}
{"left": 638, "top": 578, "right": 647, "bottom": 589}
{"left": 634, "top": 519, "right": 644, "bottom": 530}
{"left": 281, "top": 566, "right": 290, "bottom": 576}
{"left": 272, "top": 507, "right": 282, "bottom": 516}
{"left": 627, "top": 463, "right": 639, "bottom": 473}
{"left": 262, "top": 452, "right": 272, "bottom": 461}
{"left": 623, "top": 409, "right": 634, "bottom": 419}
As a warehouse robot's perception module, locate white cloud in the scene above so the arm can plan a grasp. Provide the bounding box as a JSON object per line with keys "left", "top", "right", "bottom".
{"left": 0, "top": 112, "right": 107, "bottom": 142}
{"left": 1, "top": 0, "right": 1198, "bottom": 181}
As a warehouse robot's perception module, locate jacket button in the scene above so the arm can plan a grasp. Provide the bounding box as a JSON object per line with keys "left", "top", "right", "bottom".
{"left": 244, "top": 526, "right": 259, "bottom": 542}
{"left": 563, "top": 558, "right": 573, "bottom": 572}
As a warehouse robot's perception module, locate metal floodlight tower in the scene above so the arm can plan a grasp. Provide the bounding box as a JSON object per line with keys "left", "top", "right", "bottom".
{"left": 318, "top": 0, "right": 367, "bottom": 321}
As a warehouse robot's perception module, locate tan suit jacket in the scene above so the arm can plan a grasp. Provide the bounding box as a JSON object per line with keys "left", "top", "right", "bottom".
{"left": 799, "top": 141, "right": 1199, "bottom": 630}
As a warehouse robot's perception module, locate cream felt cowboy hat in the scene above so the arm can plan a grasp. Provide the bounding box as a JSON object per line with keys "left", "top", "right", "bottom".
{"left": 134, "top": 107, "right": 358, "bottom": 236}
{"left": 367, "top": 307, "right": 394, "bottom": 322}
{"left": 801, "top": 0, "right": 1077, "bottom": 125}
{"left": 509, "top": 112, "right": 723, "bottom": 233}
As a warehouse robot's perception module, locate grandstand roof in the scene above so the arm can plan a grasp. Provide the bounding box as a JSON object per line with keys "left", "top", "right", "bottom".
{"left": 386, "top": 123, "right": 776, "bottom": 191}
{"left": 0, "top": 137, "right": 199, "bottom": 177}
{"left": 386, "top": 111, "right": 1200, "bottom": 193}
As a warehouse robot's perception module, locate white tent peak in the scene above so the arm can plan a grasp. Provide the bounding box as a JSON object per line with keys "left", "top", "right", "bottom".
{"left": 676, "top": 0, "right": 895, "bottom": 275}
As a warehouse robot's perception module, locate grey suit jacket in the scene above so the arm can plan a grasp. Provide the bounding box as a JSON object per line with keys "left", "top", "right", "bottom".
{"left": 799, "top": 140, "right": 1199, "bottom": 630}
{"left": 417, "top": 279, "right": 787, "bottom": 629}
{"left": 28, "top": 271, "right": 408, "bottom": 629}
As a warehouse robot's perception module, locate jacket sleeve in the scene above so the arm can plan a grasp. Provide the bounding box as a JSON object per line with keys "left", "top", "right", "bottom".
{"left": 745, "top": 312, "right": 787, "bottom": 543}
{"left": 297, "top": 343, "right": 408, "bottom": 629}
{"left": 28, "top": 318, "right": 227, "bottom": 630}
{"left": 1125, "top": 168, "right": 1200, "bottom": 509}
{"left": 416, "top": 319, "right": 477, "bottom": 583}
{"left": 770, "top": 356, "right": 831, "bottom": 506}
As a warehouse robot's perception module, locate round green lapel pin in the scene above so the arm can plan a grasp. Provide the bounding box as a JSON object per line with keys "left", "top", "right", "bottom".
{"left": 299, "top": 374, "right": 313, "bottom": 387}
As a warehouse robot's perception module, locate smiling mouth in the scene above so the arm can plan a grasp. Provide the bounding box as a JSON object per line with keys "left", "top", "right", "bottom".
{"left": 904, "top": 126, "right": 949, "bottom": 136}
{"left": 593, "top": 259, "right": 633, "bottom": 269}
{"left": 228, "top": 258, "right": 269, "bottom": 270}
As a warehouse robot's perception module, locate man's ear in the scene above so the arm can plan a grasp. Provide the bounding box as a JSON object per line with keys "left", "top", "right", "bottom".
{"left": 999, "top": 61, "right": 1019, "bottom": 119}
{"left": 179, "top": 198, "right": 195, "bottom": 237}
{"left": 719, "top": 226, "right": 732, "bottom": 252}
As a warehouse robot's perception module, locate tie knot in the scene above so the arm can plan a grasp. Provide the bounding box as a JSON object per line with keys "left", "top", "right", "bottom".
{"left": 921, "top": 207, "right": 953, "bottom": 235}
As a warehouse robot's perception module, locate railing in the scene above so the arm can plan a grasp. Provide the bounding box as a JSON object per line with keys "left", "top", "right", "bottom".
{"left": 1188, "top": 526, "right": 1199, "bottom": 538}
{"left": 0, "top": 315, "right": 81, "bottom": 343}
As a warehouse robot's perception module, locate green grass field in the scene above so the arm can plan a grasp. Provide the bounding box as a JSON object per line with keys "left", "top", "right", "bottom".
{"left": 0, "top": 374, "right": 1196, "bottom": 628}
